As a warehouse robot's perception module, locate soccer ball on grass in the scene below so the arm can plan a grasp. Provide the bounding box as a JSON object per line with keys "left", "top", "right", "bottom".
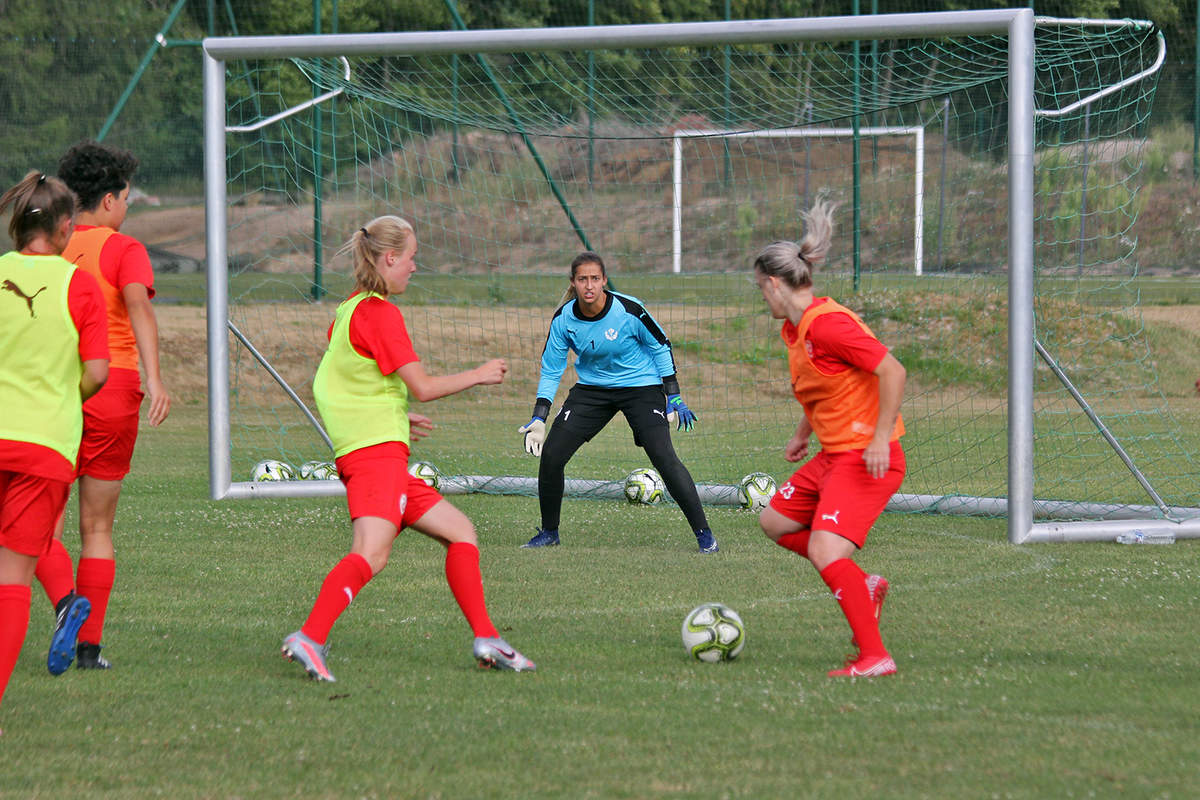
{"left": 408, "top": 460, "right": 442, "bottom": 490}
{"left": 737, "top": 472, "right": 778, "bottom": 512}
{"left": 299, "top": 460, "right": 337, "bottom": 480}
{"left": 624, "top": 467, "right": 665, "bottom": 505}
{"left": 251, "top": 459, "right": 296, "bottom": 482}
{"left": 682, "top": 602, "right": 745, "bottom": 662}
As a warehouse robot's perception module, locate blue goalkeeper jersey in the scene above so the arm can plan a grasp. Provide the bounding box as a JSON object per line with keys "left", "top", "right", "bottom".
{"left": 536, "top": 291, "right": 677, "bottom": 402}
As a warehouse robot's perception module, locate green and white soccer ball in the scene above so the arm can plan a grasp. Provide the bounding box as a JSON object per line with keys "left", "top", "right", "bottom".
{"left": 737, "top": 472, "right": 778, "bottom": 512}
{"left": 299, "top": 460, "right": 337, "bottom": 481}
{"left": 682, "top": 602, "right": 746, "bottom": 662}
{"left": 408, "top": 460, "right": 442, "bottom": 490}
{"left": 624, "top": 467, "right": 665, "bottom": 505}
{"left": 251, "top": 459, "right": 296, "bottom": 482}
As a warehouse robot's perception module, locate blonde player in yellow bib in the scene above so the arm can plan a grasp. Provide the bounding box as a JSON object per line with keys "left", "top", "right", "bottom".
{"left": 281, "top": 215, "right": 535, "bottom": 682}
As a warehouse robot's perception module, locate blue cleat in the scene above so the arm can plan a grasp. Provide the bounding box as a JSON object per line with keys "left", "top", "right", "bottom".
{"left": 520, "top": 528, "right": 559, "bottom": 548}
{"left": 48, "top": 593, "right": 91, "bottom": 676}
{"left": 695, "top": 529, "right": 719, "bottom": 553}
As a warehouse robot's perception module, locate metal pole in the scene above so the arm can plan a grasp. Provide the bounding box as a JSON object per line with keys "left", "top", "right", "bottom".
{"left": 443, "top": 0, "right": 593, "bottom": 251}
{"left": 450, "top": 0, "right": 461, "bottom": 182}
{"left": 722, "top": 0, "right": 733, "bottom": 187}
{"left": 97, "top": 0, "right": 190, "bottom": 141}
{"left": 1077, "top": 105, "right": 1090, "bottom": 277}
{"left": 311, "top": 0, "right": 325, "bottom": 301}
{"left": 870, "top": 0, "right": 879, "bottom": 176}
{"left": 852, "top": 0, "right": 862, "bottom": 292}
{"left": 587, "top": 0, "right": 596, "bottom": 187}
{"left": 1007, "top": 10, "right": 1036, "bottom": 544}
{"left": 204, "top": 51, "right": 231, "bottom": 500}
{"left": 804, "top": 102, "right": 812, "bottom": 210}
{"left": 205, "top": 13, "right": 1047, "bottom": 61}
{"left": 937, "top": 96, "right": 949, "bottom": 271}
{"left": 672, "top": 135, "right": 683, "bottom": 273}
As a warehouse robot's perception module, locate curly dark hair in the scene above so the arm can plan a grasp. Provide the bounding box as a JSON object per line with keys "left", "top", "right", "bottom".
{"left": 57, "top": 140, "right": 139, "bottom": 212}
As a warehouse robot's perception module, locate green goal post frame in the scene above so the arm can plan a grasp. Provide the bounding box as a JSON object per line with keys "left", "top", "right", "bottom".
{"left": 201, "top": 11, "right": 1193, "bottom": 544}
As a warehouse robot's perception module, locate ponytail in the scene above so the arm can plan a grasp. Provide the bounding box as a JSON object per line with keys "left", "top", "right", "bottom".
{"left": 0, "top": 170, "right": 76, "bottom": 250}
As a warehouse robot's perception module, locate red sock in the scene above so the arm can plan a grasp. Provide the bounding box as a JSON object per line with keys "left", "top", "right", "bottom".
{"left": 301, "top": 553, "right": 373, "bottom": 645}
{"left": 820, "top": 558, "right": 886, "bottom": 657}
{"left": 76, "top": 558, "right": 115, "bottom": 645}
{"left": 445, "top": 542, "right": 498, "bottom": 638}
{"left": 0, "top": 584, "right": 32, "bottom": 708}
{"left": 775, "top": 531, "right": 811, "bottom": 557}
{"left": 35, "top": 538, "right": 75, "bottom": 608}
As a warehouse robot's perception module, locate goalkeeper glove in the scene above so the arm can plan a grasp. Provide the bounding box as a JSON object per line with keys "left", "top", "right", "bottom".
{"left": 665, "top": 394, "right": 697, "bottom": 432}
{"left": 518, "top": 417, "right": 546, "bottom": 457}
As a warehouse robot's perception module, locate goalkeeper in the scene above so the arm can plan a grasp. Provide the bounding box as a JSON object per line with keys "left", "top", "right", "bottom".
{"left": 518, "top": 251, "right": 717, "bottom": 553}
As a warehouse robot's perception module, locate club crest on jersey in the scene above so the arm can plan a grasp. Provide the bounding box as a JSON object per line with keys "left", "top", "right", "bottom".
{"left": 779, "top": 482, "right": 795, "bottom": 499}
{"left": 605, "top": 328, "right": 618, "bottom": 340}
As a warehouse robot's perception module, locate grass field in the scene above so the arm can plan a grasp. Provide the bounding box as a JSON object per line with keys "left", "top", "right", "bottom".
{"left": 1, "top": 406, "right": 1197, "bottom": 798}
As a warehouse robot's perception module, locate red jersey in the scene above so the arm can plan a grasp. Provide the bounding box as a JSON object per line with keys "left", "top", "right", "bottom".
{"left": 325, "top": 293, "right": 420, "bottom": 375}
{"left": 0, "top": 269, "right": 109, "bottom": 481}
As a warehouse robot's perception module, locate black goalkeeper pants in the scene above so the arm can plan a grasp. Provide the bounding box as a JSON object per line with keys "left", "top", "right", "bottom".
{"left": 537, "top": 384, "right": 709, "bottom": 534}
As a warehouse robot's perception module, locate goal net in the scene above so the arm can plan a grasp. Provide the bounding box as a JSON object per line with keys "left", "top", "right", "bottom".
{"left": 203, "top": 12, "right": 1196, "bottom": 542}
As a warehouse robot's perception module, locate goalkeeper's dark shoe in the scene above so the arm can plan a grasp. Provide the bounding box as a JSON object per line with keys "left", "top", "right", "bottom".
{"left": 521, "top": 528, "right": 559, "bottom": 548}
{"left": 75, "top": 642, "right": 111, "bottom": 670}
{"left": 695, "top": 529, "right": 719, "bottom": 553}
{"left": 48, "top": 593, "right": 91, "bottom": 676}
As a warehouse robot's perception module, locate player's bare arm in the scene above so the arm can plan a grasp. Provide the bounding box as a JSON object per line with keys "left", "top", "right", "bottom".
{"left": 122, "top": 281, "right": 171, "bottom": 426}
{"left": 863, "top": 353, "right": 906, "bottom": 479}
{"left": 396, "top": 358, "right": 506, "bottom": 402}
{"left": 80, "top": 358, "right": 108, "bottom": 401}
{"left": 784, "top": 417, "right": 813, "bottom": 462}
{"left": 408, "top": 412, "right": 434, "bottom": 441}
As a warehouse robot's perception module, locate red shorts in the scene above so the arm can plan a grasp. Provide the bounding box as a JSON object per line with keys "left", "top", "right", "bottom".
{"left": 78, "top": 374, "right": 143, "bottom": 481}
{"left": 768, "top": 441, "right": 905, "bottom": 548}
{"left": 336, "top": 442, "right": 442, "bottom": 531}
{"left": 0, "top": 470, "right": 71, "bottom": 557}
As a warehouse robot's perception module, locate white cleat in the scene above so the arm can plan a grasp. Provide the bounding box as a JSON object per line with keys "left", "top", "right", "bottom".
{"left": 282, "top": 630, "right": 336, "bottom": 682}
{"left": 473, "top": 637, "right": 536, "bottom": 672}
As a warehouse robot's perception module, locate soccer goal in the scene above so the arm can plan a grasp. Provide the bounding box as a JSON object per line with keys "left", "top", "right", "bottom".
{"left": 202, "top": 11, "right": 1197, "bottom": 544}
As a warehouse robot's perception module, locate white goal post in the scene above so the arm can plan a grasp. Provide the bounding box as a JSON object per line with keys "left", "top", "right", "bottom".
{"left": 671, "top": 127, "right": 925, "bottom": 275}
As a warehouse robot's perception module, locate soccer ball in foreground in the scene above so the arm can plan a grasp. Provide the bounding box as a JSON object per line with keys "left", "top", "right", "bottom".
{"left": 408, "top": 460, "right": 442, "bottom": 490}
{"left": 299, "top": 460, "right": 337, "bottom": 480}
{"left": 682, "top": 602, "right": 745, "bottom": 662}
{"left": 624, "top": 467, "right": 665, "bottom": 504}
{"left": 251, "top": 459, "right": 295, "bottom": 482}
{"left": 737, "top": 472, "right": 778, "bottom": 512}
